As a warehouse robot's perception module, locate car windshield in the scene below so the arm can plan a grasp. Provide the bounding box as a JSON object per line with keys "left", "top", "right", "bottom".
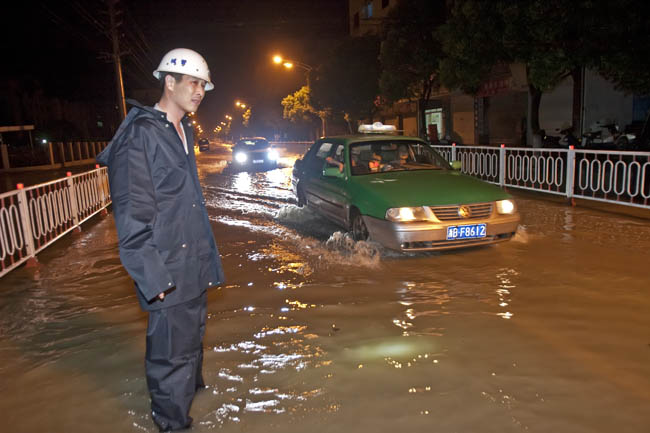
{"left": 235, "top": 139, "right": 269, "bottom": 149}
{"left": 349, "top": 140, "right": 450, "bottom": 175}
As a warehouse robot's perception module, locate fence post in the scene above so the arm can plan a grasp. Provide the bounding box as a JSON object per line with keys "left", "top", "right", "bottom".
{"left": 95, "top": 165, "right": 109, "bottom": 215}
{"left": 83, "top": 142, "right": 89, "bottom": 159}
{"left": 67, "top": 142, "right": 74, "bottom": 162}
{"left": 1, "top": 144, "right": 10, "bottom": 169}
{"left": 66, "top": 172, "right": 81, "bottom": 230}
{"left": 48, "top": 141, "right": 55, "bottom": 165}
{"left": 565, "top": 146, "right": 576, "bottom": 205}
{"left": 15, "top": 184, "right": 37, "bottom": 263}
{"left": 451, "top": 142, "right": 457, "bottom": 162}
{"left": 57, "top": 142, "right": 65, "bottom": 165}
{"left": 499, "top": 144, "right": 506, "bottom": 187}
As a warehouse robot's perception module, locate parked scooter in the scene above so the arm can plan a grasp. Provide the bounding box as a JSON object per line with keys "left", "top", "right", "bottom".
{"left": 542, "top": 124, "right": 580, "bottom": 148}
{"left": 581, "top": 119, "right": 636, "bottom": 150}
{"left": 557, "top": 125, "right": 580, "bottom": 148}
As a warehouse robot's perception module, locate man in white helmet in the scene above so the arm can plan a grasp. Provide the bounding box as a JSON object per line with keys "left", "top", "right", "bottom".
{"left": 97, "top": 48, "right": 224, "bottom": 432}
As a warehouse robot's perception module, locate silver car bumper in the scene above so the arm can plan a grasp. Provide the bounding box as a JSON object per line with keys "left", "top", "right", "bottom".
{"left": 363, "top": 213, "right": 520, "bottom": 252}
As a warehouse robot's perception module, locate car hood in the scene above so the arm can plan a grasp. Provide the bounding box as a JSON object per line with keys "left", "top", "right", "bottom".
{"left": 351, "top": 170, "right": 511, "bottom": 215}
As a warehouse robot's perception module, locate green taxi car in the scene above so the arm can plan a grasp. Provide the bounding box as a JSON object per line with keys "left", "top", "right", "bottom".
{"left": 291, "top": 125, "right": 520, "bottom": 252}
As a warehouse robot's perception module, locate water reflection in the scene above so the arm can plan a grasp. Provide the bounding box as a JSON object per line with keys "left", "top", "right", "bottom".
{"left": 233, "top": 171, "right": 253, "bottom": 194}
{"left": 394, "top": 280, "right": 450, "bottom": 337}
{"left": 495, "top": 268, "right": 518, "bottom": 320}
{"left": 205, "top": 313, "right": 330, "bottom": 426}
{"left": 561, "top": 207, "right": 575, "bottom": 242}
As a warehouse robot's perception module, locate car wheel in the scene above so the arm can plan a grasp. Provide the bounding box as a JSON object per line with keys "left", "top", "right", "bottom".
{"left": 615, "top": 136, "right": 628, "bottom": 150}
{"left": 351, "top": 210, "right": 369, "bottom": 241}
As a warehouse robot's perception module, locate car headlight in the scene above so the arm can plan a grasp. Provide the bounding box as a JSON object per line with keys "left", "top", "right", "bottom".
{"left": 496, "top": 199, "right": 516, "bottom": 214}
{"left": 267, "top": 149, "right": 279, "bottom": 161}
{"left": 385, "top": 206, "right": 431, "bottom": 222}
{"left": 234, "top": 152, "right": 247, "bottom": 163}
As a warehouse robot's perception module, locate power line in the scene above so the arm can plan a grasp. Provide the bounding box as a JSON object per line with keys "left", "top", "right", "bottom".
{"left": 71, "top": 0, "right": 109, "bottom": 37}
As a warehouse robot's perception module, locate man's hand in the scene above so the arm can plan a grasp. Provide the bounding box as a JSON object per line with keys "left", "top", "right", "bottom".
{"left": 158, "top": 292, "right": 165, "bottom": 300}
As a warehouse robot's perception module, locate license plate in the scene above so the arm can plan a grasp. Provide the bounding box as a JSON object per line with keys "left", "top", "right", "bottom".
{"left": 253, "top": 159, "right": 264, "bottom": 164}
{"left": 446, "top": 223, "right": 486, "bottom": 240}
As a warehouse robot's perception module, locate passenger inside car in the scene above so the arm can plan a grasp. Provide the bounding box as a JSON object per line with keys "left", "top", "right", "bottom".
{"left": 325, "top": 144, "right": 346, "bottom": 173}
{"left": 325, "top": 156, "right": 344, "bottom": 172}
{"left": 397, "top": 144, "right": 411, "bottom": 164}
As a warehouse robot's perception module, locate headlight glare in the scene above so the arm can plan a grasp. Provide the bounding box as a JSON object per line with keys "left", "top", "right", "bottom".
{"left": 385, "top": 206, "right": 430, "bottom": 222}
{"left": 234, "top": 152, "right": 247, "bottom": 163}
{"left": 496, "top": 199, "right": 515, "bottom": 214}
{"left": 267, "top": 149, "right": 279, "bottom": 161}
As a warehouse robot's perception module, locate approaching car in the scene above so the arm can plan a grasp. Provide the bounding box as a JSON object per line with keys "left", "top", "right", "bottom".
{"left": 291, "top": 123, "right": 520, "bottom": 252}
{"left": 231, "top": 137, "right": 279, "bottom": 169}
{"left": 198, "top": 138, "right": 210, "bottom": 152}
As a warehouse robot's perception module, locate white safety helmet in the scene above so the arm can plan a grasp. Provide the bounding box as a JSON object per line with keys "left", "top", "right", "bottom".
{"left": 153, "top": 48, "right": 214, "bottom": 91}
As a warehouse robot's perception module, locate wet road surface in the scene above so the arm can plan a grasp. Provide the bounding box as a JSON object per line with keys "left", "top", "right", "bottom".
{"left": 1, "top": 143, "right": 649, "bottom": 432}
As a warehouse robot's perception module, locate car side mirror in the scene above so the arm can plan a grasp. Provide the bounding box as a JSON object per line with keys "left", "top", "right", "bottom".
{"left": 323, "top": 166, "right": 344, "bottom": 178}
{"left": 451, "top": 160, "right": 462, "bottom": 170}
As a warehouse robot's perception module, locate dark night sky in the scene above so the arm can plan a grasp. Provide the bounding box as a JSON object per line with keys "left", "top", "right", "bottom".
{"left": 3, "top": 0, "right": 349, "bottom": 132}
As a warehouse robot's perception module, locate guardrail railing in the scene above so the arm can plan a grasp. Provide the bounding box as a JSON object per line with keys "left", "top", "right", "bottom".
{"left": 0, "top": 167, "right": 111, "bottom": 278}
{"left": 1, "top": 141, "right": 108, "bottom": 171}
{"left": 432, "top": 144, "right": 650, "bottom": 210}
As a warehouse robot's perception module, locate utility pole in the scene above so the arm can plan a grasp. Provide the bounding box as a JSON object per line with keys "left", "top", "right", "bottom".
{"left": 107, "top": 0, "right": 126, "bottom": 120}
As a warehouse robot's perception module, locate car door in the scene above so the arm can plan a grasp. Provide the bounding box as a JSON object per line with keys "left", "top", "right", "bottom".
{"left": 299, "top": 140, "right": 331, "bottom": 212}
{"left": 307, "top": 143, "right": 350, "bottom": 226}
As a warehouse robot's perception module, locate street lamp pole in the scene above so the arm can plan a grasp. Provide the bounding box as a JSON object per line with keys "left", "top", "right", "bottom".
{"left": 272, "top": 55, "right": 313, "bottom": 87}
{"left": 272, "top": 54, "right": 325, "bottom": 136}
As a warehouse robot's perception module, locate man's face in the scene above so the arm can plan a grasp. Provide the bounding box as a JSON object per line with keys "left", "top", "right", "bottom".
{"left": 168, "top": 74, "right": 206, "bottom": 113}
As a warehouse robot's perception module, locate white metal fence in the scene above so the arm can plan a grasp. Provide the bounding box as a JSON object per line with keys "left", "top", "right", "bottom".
{"left": 432, "top": 144, "right": 650, "bottom": 210}
{"left": 0, "top": 167, "right": 111, "bottom": 277}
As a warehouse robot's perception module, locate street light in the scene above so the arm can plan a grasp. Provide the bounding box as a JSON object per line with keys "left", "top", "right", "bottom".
{"left": 272, "top": 54, "right": 312, "bottom": 72}
{"left": 272, "top": 53, "right": 323, "bottom": 134}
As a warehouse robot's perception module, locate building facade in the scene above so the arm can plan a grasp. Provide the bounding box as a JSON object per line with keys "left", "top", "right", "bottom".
{"left": 347, "top": 0, "right": 647, "bottom": 146}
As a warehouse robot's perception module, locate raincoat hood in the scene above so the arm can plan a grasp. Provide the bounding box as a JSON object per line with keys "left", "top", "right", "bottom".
{"left": 96, "top": 99, "right": 161, "bottom": 167}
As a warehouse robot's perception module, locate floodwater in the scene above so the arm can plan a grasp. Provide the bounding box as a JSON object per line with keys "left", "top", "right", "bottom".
{"left": 1, "top": 143, "right": 649, "bottom": 433}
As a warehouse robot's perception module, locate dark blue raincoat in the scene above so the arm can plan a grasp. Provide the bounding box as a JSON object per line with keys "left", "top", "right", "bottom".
{"left": 96, "top": 100, "right": 225, "bottom": 311}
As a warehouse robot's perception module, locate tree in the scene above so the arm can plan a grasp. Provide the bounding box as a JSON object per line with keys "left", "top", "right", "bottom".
{"left": 439, "top": 0, "right": 650, "bottom": 146}
{"left": 595, "top": 0, "right": 650, "bottom": 96}
{"left": 242, "top": 108, "right": 252, "bottom": 128}
{"left": 311, "top": 35, "right": 381, "bottom": 132}
{"left": 379, "top": 0, "right": 448, "bottom": 136}
{"left": 281, "top": 86, "right": 325, "bottom": 138}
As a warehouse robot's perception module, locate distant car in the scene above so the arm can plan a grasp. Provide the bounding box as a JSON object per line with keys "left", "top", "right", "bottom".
{"left": 291, "top": 122, "right": 520, "bottom": 252}
{"left": 198, "top": 138, "right": 210, "bottom": 152}
{"left": 231, "top": 137, "right": 278, "bottom": 169}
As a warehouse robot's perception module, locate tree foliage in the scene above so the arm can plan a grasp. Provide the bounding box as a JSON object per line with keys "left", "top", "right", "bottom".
{"left": 242, "top": 108, "right": 252, "bottom": 128}
{"left": 438, "top": 0, "right": 650, "bottom": 139}
{"left": 281, "top": 86, "right": 321, "bottom": 123}
{"left": 595, "top": 0, "right": 650, "bottom": 95}
{"left": 441, "top": 1, "right": 650, "bottom": 93}
{"left": 311, "top": 35, "right": 381, "bottom": 126}
{"left": 379, "top": 0, "right": 447, "bottom": 104}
